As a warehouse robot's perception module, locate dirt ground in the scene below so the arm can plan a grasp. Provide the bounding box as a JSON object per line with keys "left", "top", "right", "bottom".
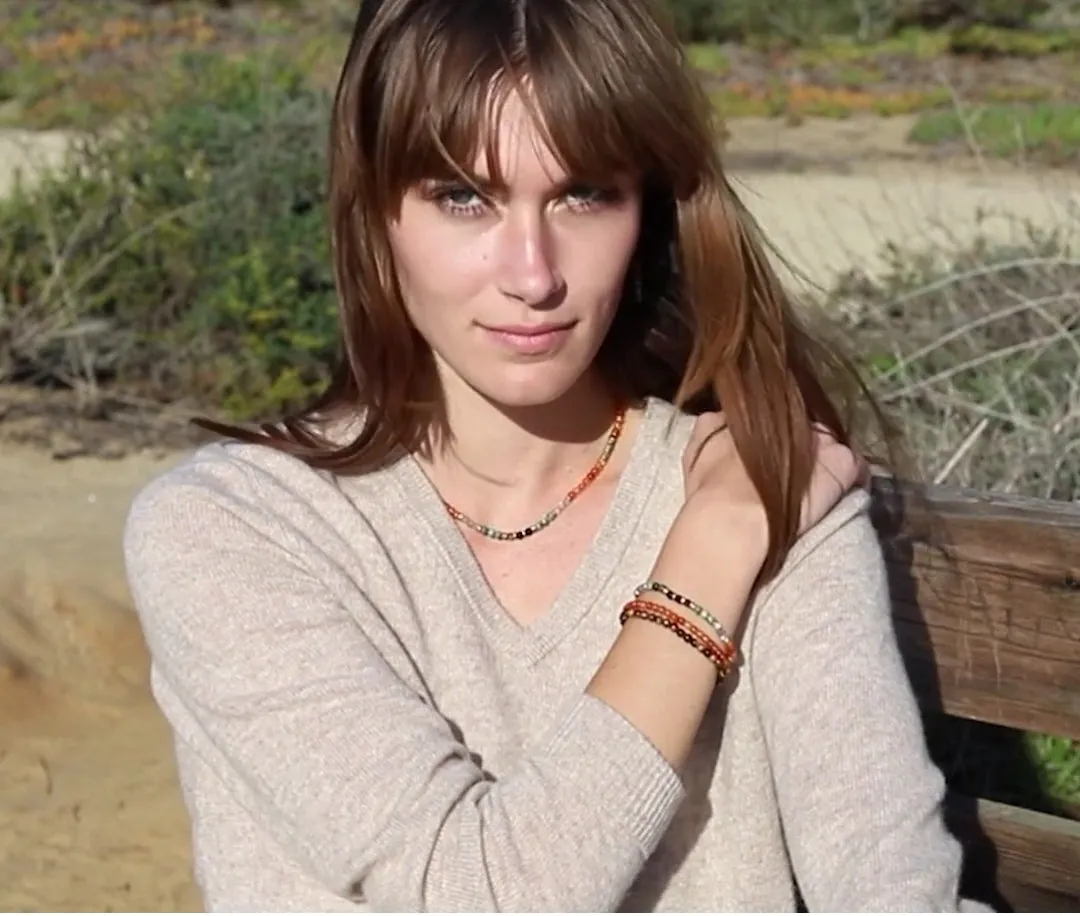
{"left": 0, "top": 440, "right": 198, "bottom": 911}
{"left": 2, "top": 117, "right": 1079, "bottom": 912}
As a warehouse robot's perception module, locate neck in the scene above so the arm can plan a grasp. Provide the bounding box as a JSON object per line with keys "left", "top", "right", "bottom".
{"left": 420, "top": 371, "right": 625, "bottom": 516}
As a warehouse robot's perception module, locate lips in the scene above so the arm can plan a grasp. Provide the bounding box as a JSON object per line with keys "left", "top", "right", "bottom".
{"left": 483, "top": 322, "right": 575, "bottom": 337}
{"left": 480, "top": 321, "right": 576, "bottom": 356}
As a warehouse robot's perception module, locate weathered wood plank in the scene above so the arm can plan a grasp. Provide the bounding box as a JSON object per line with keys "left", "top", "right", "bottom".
{"left": 945, "top": 793, "right": 1080, "bottom": 909}
{"left": 994, "top": 876, "right": 1080, "bottom": 914}
{"left": 869, "top": 477, "right": 1080, "bottom": 741}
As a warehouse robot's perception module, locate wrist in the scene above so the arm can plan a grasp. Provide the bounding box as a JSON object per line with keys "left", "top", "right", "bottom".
{"left": 673, "top": 498, "right": 768, "bottom": 569}
{"left": 650, "top": 503, "right": 766, "bottom": 624}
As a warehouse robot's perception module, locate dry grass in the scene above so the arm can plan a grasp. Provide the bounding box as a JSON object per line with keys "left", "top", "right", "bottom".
{"left": 833, "top": 220, "right": 1080, "bottom": 502}
{"left": 818, "top": 209, "right": 1080, "bottom": 813}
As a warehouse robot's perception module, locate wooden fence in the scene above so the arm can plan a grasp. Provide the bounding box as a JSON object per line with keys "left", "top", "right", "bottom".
{"left": 870, "top": 477, "right": 1080, "bottom": 912}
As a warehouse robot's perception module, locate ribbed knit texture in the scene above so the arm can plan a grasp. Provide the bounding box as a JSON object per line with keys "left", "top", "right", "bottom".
{"left": 123, "top": 397, "right": 991, "bottom": 912}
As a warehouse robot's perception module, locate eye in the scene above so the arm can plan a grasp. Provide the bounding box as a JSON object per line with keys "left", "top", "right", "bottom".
{"left": 563, "top": 184, "right": 620, "bottom": 211}
{"left": 426, "top": 182, "right": 488, "bottom": 217}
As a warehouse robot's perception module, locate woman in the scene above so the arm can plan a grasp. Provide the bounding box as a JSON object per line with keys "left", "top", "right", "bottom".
{"left": 123, "top": 0, "right": 987, "bottom": 911}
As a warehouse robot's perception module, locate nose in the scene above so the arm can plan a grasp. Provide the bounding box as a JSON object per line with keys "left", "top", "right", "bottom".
{"left": 495, "top": 209, "right": 564, "bottom": 307}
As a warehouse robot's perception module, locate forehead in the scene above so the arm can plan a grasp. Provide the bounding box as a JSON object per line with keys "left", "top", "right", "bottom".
{"left": 470, "top": 90, "right": 571, "bottom": 187}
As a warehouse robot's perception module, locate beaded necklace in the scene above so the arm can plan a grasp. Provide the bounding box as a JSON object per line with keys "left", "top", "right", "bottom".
{"left": 442, "top": 407, "right": 627, "bottom": 541}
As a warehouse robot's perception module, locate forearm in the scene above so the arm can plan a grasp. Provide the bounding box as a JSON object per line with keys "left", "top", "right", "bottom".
{"left": 131, "top": 470, "right": 691, "bottom": 913}
{"left": 374, "top": 503, "right": 763, "bottom": 908}
{"left": 156, "top": 641, "right": 684, "bottom": 912}
{"left": 129, "top": 457, "right": 771, "bottom": 912}
{"left": 587, "top": 504, "right": 762, "bottom": 771}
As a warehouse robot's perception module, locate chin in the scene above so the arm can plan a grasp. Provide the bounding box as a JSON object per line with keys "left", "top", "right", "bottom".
{"left": 473, "top": 365, "right": 591, "bottom": 410}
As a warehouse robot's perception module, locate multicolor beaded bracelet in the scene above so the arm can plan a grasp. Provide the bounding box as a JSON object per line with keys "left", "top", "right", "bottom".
{"left": 630, "top": 597, "right": 737, "bottom": 669}
{"left": 634, "top": 579, "right": 732, "bottom": 644}
{"left": 620, "top": 598, "right": 736, "bottom": 679}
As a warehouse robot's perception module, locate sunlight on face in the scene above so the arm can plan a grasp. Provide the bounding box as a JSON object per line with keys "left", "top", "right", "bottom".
{"left": 388, "top": 91, "right": 642, "bottom": 410}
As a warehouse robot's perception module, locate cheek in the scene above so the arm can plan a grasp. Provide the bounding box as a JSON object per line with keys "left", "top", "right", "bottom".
{"left": 563, "top": 212, "right": 641, "bottom": 301}
{"left": 391, "top": 223, "right": 490, "bottom": 307}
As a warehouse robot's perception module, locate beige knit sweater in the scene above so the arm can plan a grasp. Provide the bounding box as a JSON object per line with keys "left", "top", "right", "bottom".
{"left": 124, "top": 397, "right": 988, "bottom": 912}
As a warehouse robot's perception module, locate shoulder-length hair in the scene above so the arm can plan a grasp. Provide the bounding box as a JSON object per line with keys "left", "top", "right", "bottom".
{"left": 200, "top": 0, "right": 890, "bottom": 583}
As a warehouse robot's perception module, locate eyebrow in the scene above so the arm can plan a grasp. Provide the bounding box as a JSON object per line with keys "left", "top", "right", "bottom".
{"left": 425, "top": 172, "right": 610, "bottom": 198}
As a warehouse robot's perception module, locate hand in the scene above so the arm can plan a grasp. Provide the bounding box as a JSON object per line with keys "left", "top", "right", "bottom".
{"left": 681, "top": 411, "right": 865, "bottom": 541}
{"left": 643, "top": 413, "right": 865, "bottom": 646}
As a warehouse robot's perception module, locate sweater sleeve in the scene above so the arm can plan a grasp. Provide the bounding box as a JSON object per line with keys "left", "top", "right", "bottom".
{"left": 122, "top": 460, "right": 684, "bottom": 913}
{"left": 747, "top": 490, "right": 994, "bottom": 913}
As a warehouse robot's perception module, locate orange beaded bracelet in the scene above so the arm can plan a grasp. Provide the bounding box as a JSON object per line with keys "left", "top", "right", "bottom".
{"left": 620, "top": 598, "right": 737, "bottom": 679}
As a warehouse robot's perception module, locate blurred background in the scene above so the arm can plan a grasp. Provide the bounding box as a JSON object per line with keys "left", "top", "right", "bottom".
{"left": 0, "top": 0, "right": 1077, "bottom": 911}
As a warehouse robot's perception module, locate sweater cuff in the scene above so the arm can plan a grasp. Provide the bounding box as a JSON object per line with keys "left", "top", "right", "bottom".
{"left": 542, "top": 693, "right": 686, "bottom": 855}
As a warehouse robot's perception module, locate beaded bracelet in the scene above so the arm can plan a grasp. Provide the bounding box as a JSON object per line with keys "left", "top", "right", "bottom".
{"left": 626, "top": 598, "right": 738, "bottom": 672}
{"left": 620, "top": 599, "right": 736, "bottom": 679}
{"left": 634, "top": 579, "right": 732, "bottom": 644}
{"left": 620, "top": 601, "right": 733, "bottom": 678}
{"left": 622, "top": 596, "right": 730, "bottom": 661}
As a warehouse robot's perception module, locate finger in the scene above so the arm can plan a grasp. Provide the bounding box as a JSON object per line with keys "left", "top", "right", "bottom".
{"left": 799, "top": 441, "right": 860, "bottom": 533}
{"left": 684, "top": 412, "right": 730, "bottom": 469}
{"left": 816, "top": 461, "right": 847, "bottom": 495}
{"left": 829, "top": 442, "right": 861, "bottom": 488}
{"left": 689, "top": 411, "right": 728, "bottom": 444}
{"left": 854, "top": 455, "right": 872, "bottom": 490}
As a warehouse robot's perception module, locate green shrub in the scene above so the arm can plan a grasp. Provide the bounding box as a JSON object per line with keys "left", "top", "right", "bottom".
{"left": 662, "top": 0, "right": 868, "bottom": 44}
{"left": 0, "top": 50, "right": 337, "bottom": 420}
{"left": 660, "top": 0, "right": 1058, "bottom": 44}
{"left": 660, "top": 0, "right": 730, "bottom": 43}
{"left": 948, "top": 22, "right": 1080, "bottom": 55}
{"left": 909, "top": 102, "right": 1080, "bottom": 165}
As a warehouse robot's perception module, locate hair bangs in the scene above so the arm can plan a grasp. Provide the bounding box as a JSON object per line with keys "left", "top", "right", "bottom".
{"left": 368, "top": 0, "right": 713, "bottom": 209}
{"left": 364, "top": 13, "right": 510, "bottom": 209}
{"left": 519, "top": 2, "right": 715, "bottom": 199}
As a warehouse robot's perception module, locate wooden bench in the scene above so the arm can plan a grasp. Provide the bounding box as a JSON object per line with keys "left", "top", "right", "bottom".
{"left": 870, "top": 477, "right": 1080, "bottom": 912}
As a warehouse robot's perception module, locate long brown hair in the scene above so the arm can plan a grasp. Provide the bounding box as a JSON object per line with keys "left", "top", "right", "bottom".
{"left": 199, "top": 0, "right": 891, "bottom": 584}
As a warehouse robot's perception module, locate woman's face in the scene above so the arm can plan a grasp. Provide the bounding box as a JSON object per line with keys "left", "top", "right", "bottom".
{"left": 388, "top": 91, "right": 642, "bottom": 410}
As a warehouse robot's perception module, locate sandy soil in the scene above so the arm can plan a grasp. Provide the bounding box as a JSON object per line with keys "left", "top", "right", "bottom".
{"left": 722, "top": 116, "right": 1080, "bottom": 291}
{"left": 2, "top": 118, "right": 1079, "bottom": 912}
{"left": 0, "top": 446, "right": 199, "bottom": 911}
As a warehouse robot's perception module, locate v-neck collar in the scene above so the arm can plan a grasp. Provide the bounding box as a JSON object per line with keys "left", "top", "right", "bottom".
{"left": 388, "top": 397, "right": 668, "bottom": 666}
